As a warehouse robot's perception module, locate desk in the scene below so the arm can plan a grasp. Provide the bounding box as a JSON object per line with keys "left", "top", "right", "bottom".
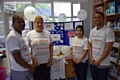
{"left": 52, "top": 55, "right": 76, "bottom": 80}
{"left": 65, "top": 58, "right": 76, "bottom": 79}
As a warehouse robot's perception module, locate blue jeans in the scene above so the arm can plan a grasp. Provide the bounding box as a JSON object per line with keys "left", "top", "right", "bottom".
{"left": 73, "top": 60, "right": 88, "bottom": 80}
{"left": 90, "top": 64, "right": 109, "bottom": 80}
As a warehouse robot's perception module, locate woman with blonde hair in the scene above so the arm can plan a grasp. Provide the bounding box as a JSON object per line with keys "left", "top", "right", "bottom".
{"left": 26, "top": 16, "right": 53, "bottom": 80}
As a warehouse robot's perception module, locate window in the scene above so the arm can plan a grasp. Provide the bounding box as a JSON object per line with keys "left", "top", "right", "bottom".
{"left": 0, "top": 13, "right": 2, "bottom": 19}
{"left": 34, "top": 2, "right": 81, "bottom": 22}
{"left": 54, "top": 18, "right": 71, "bottom": 22}
{"left": 72, "top": 18, "right": 79, "bottom": 21}
{"left": 73, "top": 3, "right": 81, "bottom": 16}
{"left": 4, "top": 2, "right": 31, "bottom": 11}
{"left": 47, "top": 18, "right": 53, "bottom": 22}
{"left": 0, "top": 21, "right": 5, "bottom": 48}
{"left": 4, "top": 2, "right": 15, "bottom": 11}
{"left": 16, "top": 2, "right": 31, "bottom": 11}
{"left": 0, "top": 4, "right": 1, "bottom": 12}
{"left": 35, "top": 3, "right": 51, "bottom": 16}
{"left": 0, "top": 3, "right": 5, "bottom": 48}
{"left": 54, "top": 2, "right": 71, "bottom": 17}
{"left": 0, "top": 21, "right": 4, "bottom": 36}
{"left": 22, "top": 30, "right": 29, "bottom": 37}
{"left": 25, "top": 20, "right": 30, "bottom": 29}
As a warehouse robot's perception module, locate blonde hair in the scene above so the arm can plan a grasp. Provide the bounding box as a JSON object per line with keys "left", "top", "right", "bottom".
{"left": 34, "top": 16, "right": 43, "bottom": 23}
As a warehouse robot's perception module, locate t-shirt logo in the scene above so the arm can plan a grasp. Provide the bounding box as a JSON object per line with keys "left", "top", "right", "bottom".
{"left": 34, "top": 40, "right": 39, "bottom": 45}
{"left": 34, "top": 39, "right": 49, "bottom": 46}
{"left": 22, "top": 45, "right": 28, "bottom": 52}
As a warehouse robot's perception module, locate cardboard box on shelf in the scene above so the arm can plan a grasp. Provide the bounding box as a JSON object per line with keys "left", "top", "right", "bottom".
{"left": 113, "top": 42, "right": 120, "bottom": 48}
{"left": 94, "top": 0, "right": 103, "bottom": 5}
{"left": 95, "top": 6, "right": 104, "bottom": 12}
{"left": 110, "top": 57, "right": 117, "bottom": 63}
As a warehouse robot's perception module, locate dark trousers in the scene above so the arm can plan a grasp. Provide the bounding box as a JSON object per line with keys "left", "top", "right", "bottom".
{"left": 73, "top": 60, "right": 88, "bottom": 80}
{"left": 90, "top": 64, "right": 109, "bottom": 80}
{"left": 33, "top": 63, "right": 50, "bottom": 80}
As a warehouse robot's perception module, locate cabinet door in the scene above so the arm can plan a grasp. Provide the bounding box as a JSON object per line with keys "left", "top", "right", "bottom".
{"left": 65, "top": 58, "right": 76, "bottom": 78}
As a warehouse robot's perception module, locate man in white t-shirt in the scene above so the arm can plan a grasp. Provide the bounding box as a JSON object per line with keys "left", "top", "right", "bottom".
{"left": 6, "top": 14, "right": 34, "bottom": 80}
{"left": 89, "top": 12, "right": 115, "bottom": 80}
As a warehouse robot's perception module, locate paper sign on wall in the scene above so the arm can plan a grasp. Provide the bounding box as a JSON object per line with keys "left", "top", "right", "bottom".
{"left": 45, "top": 23, "right": 54, "bottom": 31}
{"left": 51, "top": 34, "right": 61, "bottom": 42}
{"left": 64, "top": 23, "right": 73, "bottom": 30}
{"left": 75, "top": 22, "right": 83, "bottom": 29}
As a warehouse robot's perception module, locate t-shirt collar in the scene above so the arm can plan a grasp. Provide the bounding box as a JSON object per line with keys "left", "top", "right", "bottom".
{"left": 95, "top": 25, "right": 106, "bottom": 31}
{"left": 12, "top": 28, "right": 22, "bottom": 37}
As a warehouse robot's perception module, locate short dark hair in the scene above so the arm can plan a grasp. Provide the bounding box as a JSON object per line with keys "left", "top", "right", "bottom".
{"left": 94, "top": 12, "right": 105, "bottom": 19}
{"left": 76, "top": 25, "right": 84, "bottom": 36}
{"left": 12, "top": 14, "right": 23, "bottom": 24}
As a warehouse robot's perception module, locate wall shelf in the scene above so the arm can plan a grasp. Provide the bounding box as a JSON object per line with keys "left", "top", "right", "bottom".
{"left": 109, "top": 74, "right": 118, "bottom": 80}
{"left": 106, "top": 13, "right": 120, "bottom": 17}
{"left": 94, "top": 2, "right": 104, "bottom": 7}
{"left": 114, "top": 30, "right": 120, "bottom": 33}
{"left": 104, "top": 0, "right": 115, "bottom": 3}
{"left": 113, "top": 46, "right": 120, "bottom": 49}
{"left": 110, "top": 60, "right": 118, "bottom": 65}
{"left": 94, "top": 0, "right": 120, "bottom": 80}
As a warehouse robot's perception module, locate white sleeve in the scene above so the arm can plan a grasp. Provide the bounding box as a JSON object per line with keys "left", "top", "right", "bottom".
{"left": 7, "top": 36, "right": 20, "bottom": 54}
{"left": 47, "top": 31, "right": 52, "bottom": 43}
{"left": 26, "top": 32, "right": 30, "bottom": 42}
{"left": 84, "top": 38, "right": 88, "bottom": 50}
{"left": 49, "top": 35, "right": 52, "bottom": 43}
{"left": 89, "top": 31, "right": 92, "bottom": 42}
{"left": 70, "top": 37, "right": 74, "bottom": 48}
{"left": 106, "top": 29, "right": 115, "bottom": 42}
{"left": 26, "top": 32, "right": 31, "bottom": 46}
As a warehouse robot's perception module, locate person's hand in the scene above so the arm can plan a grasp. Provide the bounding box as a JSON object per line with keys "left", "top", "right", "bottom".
{"left": 47, "top": 58, "right": 52, "bottom": 67}
{"left": 33, "top": 59, "right": 39, "bottom": 67}
{"left": 75, "top": 59, "right": 81, "bottom": 64}
{"left": 29, "top": 64, "right": 35, "bottom": 74}
{"left": 93, "top": 59, "right": 101, "bottom": 67}
{"left": 90, "top": 57, "right": 95, "bottom": 64}
{"left": 71, "top": 55, "right": 77, "bottom": 62}
{"left": 72, "top": 57, "right": 77, "bottom": 63}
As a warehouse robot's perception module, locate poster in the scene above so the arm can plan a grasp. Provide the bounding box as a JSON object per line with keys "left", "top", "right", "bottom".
{"left": 51, "top": 34, "right": 61, "bottom": 42}
{"left": 64, "top": 23, "right": 73, "bottom": 30}
{"left": 44, "top": 23, "right": 54, "bottom": 31}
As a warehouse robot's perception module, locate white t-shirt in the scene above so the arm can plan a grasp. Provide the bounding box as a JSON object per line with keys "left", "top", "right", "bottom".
{"left": 26, "top": 30, "right": 52, "bottom": 64}
{"left": 70, "top": 36, "right": 88, "bottom": 62}
{"left": 89, "top": 26, "right": 115, "bottom": 66}
{"left": 50, "top": 58, "right": 65, "bottom": 80}
{"left": 6, "top": 29, "right": 32, "bottom": 71}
